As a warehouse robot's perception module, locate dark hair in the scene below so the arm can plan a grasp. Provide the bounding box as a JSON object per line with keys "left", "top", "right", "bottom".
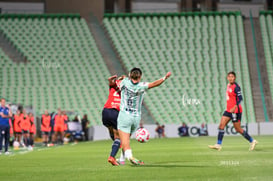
{"left": 227, "top": 71, "right": 236, "bottom": 77}
{"left": 129, "top": 67, "right": 142, "bottom": 80}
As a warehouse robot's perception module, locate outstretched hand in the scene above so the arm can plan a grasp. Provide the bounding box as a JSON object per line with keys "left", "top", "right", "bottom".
{"left": 165, "top": 72, "right": 171, "bottom": 80}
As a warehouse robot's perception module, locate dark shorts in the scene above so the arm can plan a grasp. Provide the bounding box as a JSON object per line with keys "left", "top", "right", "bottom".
{"left": 15, "top": 132, "right": 22, "bottom": 135}
{"left": 22, "top": 130, "right": 29, "bottom": 134}
{"left": 223, "top": 111, "right": 242, "bottom": 122}
{"left": 102, "top": 108, "right": 119, "bottom": 130}
{"left": 42, "top": 131, "right": 49, "bottom": 135}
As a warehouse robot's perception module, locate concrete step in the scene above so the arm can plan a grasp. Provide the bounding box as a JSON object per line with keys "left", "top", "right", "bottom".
{"left": 0, "top": 31, "right": 26, "bottom": 63}
{"left": 244, "top": 18, "right": 273, "bottom": 122}
{"left": 85, "top": 15, "right": 155, "bottom": 124}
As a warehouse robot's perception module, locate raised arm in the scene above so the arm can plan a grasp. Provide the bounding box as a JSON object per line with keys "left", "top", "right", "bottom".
{"left": 148, "top": 72, "right": 171, "bottom": 89}
{"left": 108, "top": 75, "right": 118, "bottom": 86}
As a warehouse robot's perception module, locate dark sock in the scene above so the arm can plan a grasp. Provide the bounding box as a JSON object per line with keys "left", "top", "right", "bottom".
{"left": 24, "top": 138, "right": 28, "bottom": 146}
{"left": 217, "top": 129, "right": 225, "bottom": 145}
{"left": 30, "top": 139, "right": 34, "bottom": 146}
{"left": 110, "top": 139, "right": 120, "bottom": 157}
{"left": 241, "top": 130, "right": 253, "bottom": 143}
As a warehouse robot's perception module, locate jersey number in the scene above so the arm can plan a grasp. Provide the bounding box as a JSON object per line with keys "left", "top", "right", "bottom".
{"left": 127, "top": 99, "right": 133, "bottom": 108}
{"left": 113, "top": 91, "right": 119, "bottom": 97}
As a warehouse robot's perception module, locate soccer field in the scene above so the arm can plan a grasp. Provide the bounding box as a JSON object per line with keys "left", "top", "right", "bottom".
{"left": 1, "top": 136, "right": 273, "bottom": 181}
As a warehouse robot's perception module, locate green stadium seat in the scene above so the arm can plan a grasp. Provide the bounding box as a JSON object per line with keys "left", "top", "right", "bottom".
{"left": 0, "top": 15, "right": 111, "bottom": 126}
{"left": 103, "top": 12, "right": 255, "bottom": 124}
{"left": 260, "top": 13, "right": 273, "bottom": 105}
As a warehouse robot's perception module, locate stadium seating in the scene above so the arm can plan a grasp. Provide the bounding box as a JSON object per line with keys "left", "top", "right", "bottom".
{"left": 103, "top": 12, "right": 255, "bottom": 124}
{"left": 0, "top": 14, "right": 110, "bottom": 125}
{"left": 260, "top": 11, "right": 273, "bottom": 104}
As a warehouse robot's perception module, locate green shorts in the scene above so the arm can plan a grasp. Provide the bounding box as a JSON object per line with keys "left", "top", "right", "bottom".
{"left": 117, "top": 111, "right": 141, "bottom": 134}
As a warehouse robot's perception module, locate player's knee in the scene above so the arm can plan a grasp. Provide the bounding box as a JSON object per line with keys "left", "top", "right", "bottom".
{"left": 235, "top": 127, "right": 243, "bottom": 134}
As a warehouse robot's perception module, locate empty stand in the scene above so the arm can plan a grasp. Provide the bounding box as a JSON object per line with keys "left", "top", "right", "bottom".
{"left": 104, "top": 12, "right": 255, "bottom": 124}
{"left": 260, "top": 11, "right": 273, "bottom": 106}
{"left": 0, "top": 14, "right": 110, "bottom": 125}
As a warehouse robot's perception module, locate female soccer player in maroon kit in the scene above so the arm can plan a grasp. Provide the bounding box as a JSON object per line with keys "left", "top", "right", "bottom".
{"left": 102, "top": 75, "right": 125, "bottom": 166}
{"left": 209, "top": 72, "right": 258, "bottom": 151}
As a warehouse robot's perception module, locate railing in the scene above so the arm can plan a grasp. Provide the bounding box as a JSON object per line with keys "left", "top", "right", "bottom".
{"left": 249, "top": 10, "right": 269, "bottom": 122}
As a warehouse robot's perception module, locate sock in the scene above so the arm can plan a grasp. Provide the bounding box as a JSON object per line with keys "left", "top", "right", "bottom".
{"left": 119, "top": 150, "right": 126, "bottom": 162}
{"left": 30, "top": 139, "right": 34, "bottom": 146}
{"left": 110, "top": 139, "right": 120, "bottom": 157}
{"left": 124, "top": 149, "right": 133, "bottom": 160}
{"left": 24, "top": 138, "right": 28, "bottom": 146}
{"left": 241, "top": 130, "right": 253, "bottom": 143}
{"left": 217, "top": 129, "right": 225, "bottom": 145}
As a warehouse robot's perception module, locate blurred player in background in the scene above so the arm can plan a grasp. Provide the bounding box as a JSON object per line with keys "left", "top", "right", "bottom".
{"left": 13, "top": 109, "right": 22, "bottom": 144}
{"left": 28, "top": 112, "right": 36, "bottom": 149}
{"left": 102, "top": 75, "right": 125, "bottom": 166}
{"left": 62, "top": 111, "right": 68, "bottom": 133}
{"left": 41, "top": 110, "right": 51, "bottom": 146}
{"left": 81, "top": 114, "right": 90, "bottom": 141}
{"left": 209, "top": 71, "right": 258, "bottom": 151}
{"left": 21, "top": 109, "right": 30, "bottom": 148}
{"left": 0, "top": 98, "right": 12, "bottom": 154}
{"left": 53, "top": 109, "right": 65, "bottom": 145}
{"left": 117, "top": 68, "right": 171, "bottom": 165}
{"left": 9, "top": 117, "right": 14, "bottom": 146}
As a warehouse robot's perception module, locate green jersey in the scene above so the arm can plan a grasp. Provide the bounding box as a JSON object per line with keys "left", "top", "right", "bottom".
{"left": 119, "top": 77, "right": 149, "bottom": 116}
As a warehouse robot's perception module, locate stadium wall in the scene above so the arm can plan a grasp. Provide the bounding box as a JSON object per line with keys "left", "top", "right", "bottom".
{"left": 0, "top": 1, "right": 44, "bottom": 13}
{"left": 45, "top": 0, "right": 104, "bottom": 20}
{"left": 90, "top": 123, "right": 273, "bottom": 141}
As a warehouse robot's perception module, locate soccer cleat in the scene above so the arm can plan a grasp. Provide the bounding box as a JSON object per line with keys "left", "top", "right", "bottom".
{"left": 116, "top": 158, "right": 125, "bottom": 165}
{"left": 129, "top": 157, "right": 145, "bottom": 165}
{"left": 249, "top": 140, "right": 258, "bottom": 151}
{"left": 108, "top": 156, "right": 119, "bottom": 166}
{"left": 47, "top": 143, "right": 54, "bottom": 147}
{"left": 208, "top": 144, "right": 222, "bottom": 151}
{"left": 4, "top": 151, "right": 10, "bottom": 155}
{"left": 28, "top": 146, "right": 33, "bottom": 151}
{"left": 118, "top": 161, "right": 125, "bottom": 165}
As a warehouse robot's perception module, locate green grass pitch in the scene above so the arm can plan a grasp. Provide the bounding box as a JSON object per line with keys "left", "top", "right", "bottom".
{"left": 0, "top": 136, "right": 273, "bottom": 181}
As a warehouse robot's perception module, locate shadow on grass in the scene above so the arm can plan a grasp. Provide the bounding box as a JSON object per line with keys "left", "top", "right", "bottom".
{"left": 133, "top": 164, "right": 208, "bottom": 168}
{"left": 131, "top": 161, "right": 210, "bottom": 168}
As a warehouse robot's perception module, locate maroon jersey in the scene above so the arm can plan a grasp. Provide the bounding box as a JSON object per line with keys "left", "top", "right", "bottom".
{"left": 226, "top": 83, "right": 243, "bottom": 113}
{"left": 103, "top": 80, "right": 121, "bottom": 111}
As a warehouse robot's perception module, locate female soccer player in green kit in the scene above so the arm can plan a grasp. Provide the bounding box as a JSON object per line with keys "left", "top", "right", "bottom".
{"left": 117, "top": 68, "right": 171, "bottom": 165}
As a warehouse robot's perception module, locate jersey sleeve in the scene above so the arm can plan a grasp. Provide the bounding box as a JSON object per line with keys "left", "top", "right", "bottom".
{"left": 139, "top": 82, "right": 149, "bottom": 91}
{"left": 234, "top": 85, "right": 243, "bottom": 105}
